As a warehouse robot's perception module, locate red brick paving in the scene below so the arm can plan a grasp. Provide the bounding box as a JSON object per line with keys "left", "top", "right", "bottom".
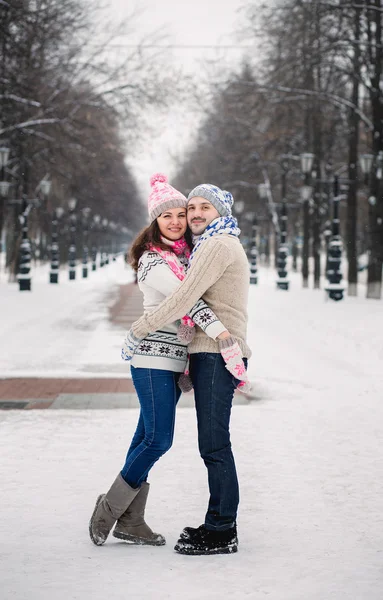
{"left": 0, "top": 378, "right": 136, "bottom": 400}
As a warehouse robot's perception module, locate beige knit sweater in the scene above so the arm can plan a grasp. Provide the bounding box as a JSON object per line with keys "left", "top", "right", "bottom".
{"left": 132, "top": 234, "right": 252, "bottom": 358}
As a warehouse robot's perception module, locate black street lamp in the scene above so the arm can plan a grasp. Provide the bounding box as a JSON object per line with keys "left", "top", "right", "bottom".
{"left": 359, "top": 151, "right": 383, "bottom": 299}
{"left": 323, "top": 220, "right": 332, "bottom": 278}
{"left": 258, "top": 183, "right": 271, "bottom": 268}
{"left": 325, "top": 175, "right": 344, "bottom": 301}
{"left": 0, "top": 146, "right": 10, "bottom": 252}
{"left": 292, "top": 219, "right": 300, "bottom": 272}
{"left": 359, "top": 154, "right": 374, "bottom": 185}
{"left": 276, "top": 157, "right": 290, "bottom": 290}
{"left": 109, "top": 221, "right": 117, "bottom": 261}
{"left": 300, "top": 152, "right": 315, "bottom": 288}
{"left": 276, "top": 201, "right": 289, "bottom": 289}
{"left": 249, "top": 215, "right": 258, "bottom": 284}
{"left": 68, "top": 197, "right": 77, "bottom": 280}
{"left": 50, "top": 206, "right": 64, "bottom": 284}
{"left": 81, "top": 207, "right": 91, "bottom": 278}
{"left": 92, "top": 214, "right": 100, "bottom": 271}
{"left": 101, "top": 218, "right": 108, "bottom": 267}
{"left": 18, "top": 208, "right": 32, "bottom": 291}
{"left": 17, "top": 169, "right": 51, "bottom": 291}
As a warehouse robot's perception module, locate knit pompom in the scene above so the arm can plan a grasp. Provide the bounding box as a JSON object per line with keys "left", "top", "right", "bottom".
{"left": 150, "top": 173, "right": 168, "bottom": 187}
{"left": 177, "top": 323, "right": 195, "bottom": 343}
{"left": 178, "top": 373, "right": 194, "bottom": 393}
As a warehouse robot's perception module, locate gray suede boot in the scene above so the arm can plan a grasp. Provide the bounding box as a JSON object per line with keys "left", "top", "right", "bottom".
{"left": 89, "top": 474, "right": 140, "bottom": 546}
{"left": 113, "top": 482, "right": 166, "bottom": 546}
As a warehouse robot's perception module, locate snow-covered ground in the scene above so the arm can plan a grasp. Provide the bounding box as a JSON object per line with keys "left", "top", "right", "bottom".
{"left": 1, "top": 260, "right": 383, "bottom": 599}
{"left": 0, "top": 256, "right": 134, "bottom": 378}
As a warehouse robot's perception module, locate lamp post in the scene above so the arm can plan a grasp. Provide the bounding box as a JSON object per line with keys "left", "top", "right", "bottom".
{"left": 101, "top": 218, "right": 108, "bottom": 267}
{"left": 325, "top": 175, "right": 344, "bottom": 301}
{"left": 234, "top": 199, "right": 244, "bottom": 226}
{"left": 258, "top": 183, "right": 271, "bottom": 266}
{"left": 18, "top": 161, "right": 32, "bottom": 292}
{"left": 38, "top": 178, "right": 51, "bottom": 262}
{"left": 50, "top": 207, "right": 64, "bottom": 284}
{"left": 359, "top": 154, "right": 373, "bottom": 185}
{"left": 92, "top": 214, "right": 100, "bottom": 271}
{"left": 323, "top": 220, "right": 332, "bottom": 278}
{"left": 0, "top": 146, "right": 10, "bottom": 253}
{"left": 109, "top": 221, "right": 117, "bottom": 261}
{"left": 249, "top": 215, "right": 258, "bottom": 284}
{"left": 292, "top": 219, "right": 300, "bottom": 272}
{"left": 300, "top": 152, "right": 315, "bottom": 288}
{"left": 81, "top": 207, "right": 91, "bottom": 278}
{"left": 68, "top": 197, "right": 77, "bottom": 280}
{"left": 276, "top": 156, "right": 289, "bottom": 290}
{"left": 359, "top": 152, "right": 383, "bottom": 299}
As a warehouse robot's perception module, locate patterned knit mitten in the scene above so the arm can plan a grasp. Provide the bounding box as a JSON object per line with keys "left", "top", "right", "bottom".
{"left": 178, "top": 373, "right": 193, "bottom": 393}
{"left": 177, "top": 317, "right": 195, "bottom": 344}
{"left": 121, "top": 328, "right": 142, "bottom": 361}
{"left": 218, "top": 336, "right": 251, "bottom": 393}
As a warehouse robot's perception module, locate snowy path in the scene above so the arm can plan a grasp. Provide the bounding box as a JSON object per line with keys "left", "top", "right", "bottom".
{"left": 1, "top": 262, "right": 383, "bottom": 598}
{"left": 0, "top": 258, "right": 134, "bottom": 378}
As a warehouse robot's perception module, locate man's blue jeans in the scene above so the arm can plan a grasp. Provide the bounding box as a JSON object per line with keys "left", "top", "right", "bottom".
{"left": 190, "top": 352, "right": 246, "bottom": 531}
{"left": 121, "top": 366, "right": 181, "bottom": 488}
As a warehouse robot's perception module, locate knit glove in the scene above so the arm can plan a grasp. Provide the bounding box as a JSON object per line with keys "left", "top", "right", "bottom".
{"left": 218, "top": 336, "right": 251, "bottom": 394}
{"left": 121, "top": 328, "right": 142, "bottom": 361}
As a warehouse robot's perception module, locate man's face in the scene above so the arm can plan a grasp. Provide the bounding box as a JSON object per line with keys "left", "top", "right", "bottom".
{"left": 187, "top": 197, "right": 220, "bottom": 235}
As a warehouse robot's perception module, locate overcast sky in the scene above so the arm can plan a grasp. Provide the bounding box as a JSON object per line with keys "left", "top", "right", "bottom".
{"left": 99, "top": 0, "right": 251, "bottom": 197}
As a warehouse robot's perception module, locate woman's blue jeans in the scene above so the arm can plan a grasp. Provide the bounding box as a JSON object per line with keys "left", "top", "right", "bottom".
{"left": 120, "top": 366, "right": 181, "bottom": 488}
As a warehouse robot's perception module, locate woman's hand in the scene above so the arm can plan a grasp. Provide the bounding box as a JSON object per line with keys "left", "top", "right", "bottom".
{"left": 217, "top": 330, "right": 231, "bottom": 341}
{"left": 121, "top": 329, "right": 142, "bottom": 361}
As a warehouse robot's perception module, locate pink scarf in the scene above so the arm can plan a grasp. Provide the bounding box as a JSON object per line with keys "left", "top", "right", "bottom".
{"left": 149, "top": 237, "right": 195, "bottom": 331}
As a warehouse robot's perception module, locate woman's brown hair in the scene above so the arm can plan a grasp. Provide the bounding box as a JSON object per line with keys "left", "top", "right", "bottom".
{"left": 128, "top": 220, "right": 192, "bottom": 272}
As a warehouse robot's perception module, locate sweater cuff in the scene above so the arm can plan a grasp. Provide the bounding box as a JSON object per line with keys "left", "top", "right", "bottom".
{"left": 132, "top": 316, "right": 150, "bottom": 340}
{"left": 204, "top": 321, "right": 228, "bottom": 341}
{"left": 217, "top": 335, "right": 237, "bottom": 350}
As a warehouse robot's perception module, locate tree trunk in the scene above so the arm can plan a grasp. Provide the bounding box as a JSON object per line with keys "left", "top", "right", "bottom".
{"left": 347, "top": 5, "right": 361, "bottom": 297}
{"left": 313, "top": 180, "right": 321, "bottom": 288}
{"left": 366, "top": 0, "right": 383, "bottom": 299}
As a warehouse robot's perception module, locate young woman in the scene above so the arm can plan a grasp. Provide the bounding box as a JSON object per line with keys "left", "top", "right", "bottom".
{"left": 89, "top": 174, "right": 231, "bottom": 547}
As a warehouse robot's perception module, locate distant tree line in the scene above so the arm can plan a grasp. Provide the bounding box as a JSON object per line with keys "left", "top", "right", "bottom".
{"left": 0, "top": 0, "right": 166, "bottom": 274}
{"left": 173, "top": 0, "right": 383, "bottom": 298}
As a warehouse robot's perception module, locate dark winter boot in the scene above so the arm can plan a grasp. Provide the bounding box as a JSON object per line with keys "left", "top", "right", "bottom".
{"left": 174, "top": 524, "right": 238, "bottom": 556}
{"left": 113, "top": 482, "right": 165, "bottom": 546}
{"left": 89, "top": 474, "right": 140, "bottom": 546}
{"left": 180, "top": 523, "right": 204, "bottom": 540}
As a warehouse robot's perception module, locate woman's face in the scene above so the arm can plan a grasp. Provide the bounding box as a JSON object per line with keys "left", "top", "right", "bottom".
{"left": 157, "top": 207, "right": 187, "bottom": 240}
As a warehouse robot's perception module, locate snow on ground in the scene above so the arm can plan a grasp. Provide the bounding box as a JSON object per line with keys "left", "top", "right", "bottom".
{"left": 1, "top": 261, "right": 383, "bottom": 598}
{"left": 247, "top": 267, "right": 383, "bottom": 402}
{"left": 0, "top": 398, "right": 382, "bottom": 599}
{"left": 0, "top": 257, "right": 134, "bottom": 378}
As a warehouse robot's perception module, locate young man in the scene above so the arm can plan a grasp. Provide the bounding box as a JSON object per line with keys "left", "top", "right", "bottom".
{"left": 127, "top": 183, "right": 251, "bottom": 555}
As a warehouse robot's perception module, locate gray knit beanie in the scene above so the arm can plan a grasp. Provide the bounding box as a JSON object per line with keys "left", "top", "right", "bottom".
{"left": 187, "top": 184, "right": 234, "bottom": 217}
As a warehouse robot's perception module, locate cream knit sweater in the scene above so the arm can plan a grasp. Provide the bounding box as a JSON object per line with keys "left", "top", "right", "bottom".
{"left": 132, "top": 235, "right": 251, "bottom": 358}
{"left": 130, "top": 250, "right": 227, "bottom": 372}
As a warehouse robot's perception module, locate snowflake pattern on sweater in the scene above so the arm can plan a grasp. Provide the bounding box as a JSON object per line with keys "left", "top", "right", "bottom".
{"left": 130, "top": 250, "right": 227, "bottom": 371}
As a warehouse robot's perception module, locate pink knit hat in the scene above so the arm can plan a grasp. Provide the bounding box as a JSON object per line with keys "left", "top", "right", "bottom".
{"left": 148, "top": 173, "right": 188, "bottom": 222}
